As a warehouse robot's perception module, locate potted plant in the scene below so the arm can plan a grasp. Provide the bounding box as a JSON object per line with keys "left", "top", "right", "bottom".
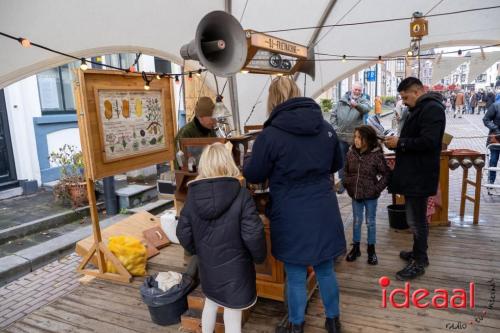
{"left": 49, "top": 144, "right": 88, "bottom": 207}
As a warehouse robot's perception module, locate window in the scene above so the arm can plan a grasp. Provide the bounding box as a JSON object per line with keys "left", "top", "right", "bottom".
{"left": 396, "top": 59, "right": 405, "bottom": 72}
{"left": 104, "top": 53, "right": 141, "bottom": 71}
{"left": 476, "top": 74, "right": 487, "bottom": 82}
{"left": 37, "top": 63, "right": 78, "bottom": 114}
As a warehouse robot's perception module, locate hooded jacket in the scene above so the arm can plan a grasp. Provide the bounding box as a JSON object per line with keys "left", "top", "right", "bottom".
{"left": 389, "top": 92, "right": 446, "bottom": 197}
{"left": 344, "top": 146, "right": 390, "bottom": 200}
{"left": 330, "top": 92, "right": 371, "bottom": 144}
{"left": 176, "top": 177, "right": 266, "bottom": 309}
{"left": 483, "top": 102, "right": 500, "bottom": 147}
{"left": 243, "top": 97, "right": 346, "bottom": 265}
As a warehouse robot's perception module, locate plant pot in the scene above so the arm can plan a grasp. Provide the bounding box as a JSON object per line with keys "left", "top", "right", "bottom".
{"left": 67, "top": 182, "right": 88, "bottom": 208}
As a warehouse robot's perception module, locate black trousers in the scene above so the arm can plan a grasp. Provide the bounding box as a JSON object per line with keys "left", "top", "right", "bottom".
{"left": 405, "top": 196, "right": 429, "bottom": 264}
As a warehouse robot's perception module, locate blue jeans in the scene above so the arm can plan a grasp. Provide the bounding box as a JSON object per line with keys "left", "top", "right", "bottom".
{"left": 284, "top": 260, "right": 340, "bottom": 325}
{"left": 351, "top": 199, "right": 377, "bottom": 245}
{"left": 338, "top": 140, "right": 350, "bottom": 187}
{"left": 489, "top": 148, "right": 500, "bottom": 184}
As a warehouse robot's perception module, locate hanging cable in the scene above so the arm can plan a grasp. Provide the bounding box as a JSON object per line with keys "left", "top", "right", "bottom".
{"left": 257, "top": 5, "right": 500, "bottom": 34}
{"left": 244, "top": 76, "right": 271, "bottom": 126}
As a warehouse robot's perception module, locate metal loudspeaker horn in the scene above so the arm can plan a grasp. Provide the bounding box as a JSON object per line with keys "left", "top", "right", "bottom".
{"left": 297, "top": 47, "right": 316, "bottom": 81}
{"left": 180, "top": 11, "right": 248, "bottom": 77}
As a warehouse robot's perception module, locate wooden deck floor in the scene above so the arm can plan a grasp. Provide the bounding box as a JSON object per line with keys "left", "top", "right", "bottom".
{"left": 4, "top": 193, "right": 500, "bottom": 333}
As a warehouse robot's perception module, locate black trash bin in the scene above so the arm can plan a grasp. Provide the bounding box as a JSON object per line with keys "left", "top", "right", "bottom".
{"left": 140, "top": 273, "right": 193, "bottom": 326}
{"left": 387, "top": 204, "right": 409, "bottom": 230}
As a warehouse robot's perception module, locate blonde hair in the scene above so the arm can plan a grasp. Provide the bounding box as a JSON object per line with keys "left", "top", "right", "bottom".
{"left": 267, "top": 76, "right": 302, "bottom": 114}
{"left": 196, "top": 143, "right": 240, "bottom": 180}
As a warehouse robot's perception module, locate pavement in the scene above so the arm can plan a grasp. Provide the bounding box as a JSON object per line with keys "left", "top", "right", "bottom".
{"left": 0, "top": 112, "right": 498, "bottom": 330}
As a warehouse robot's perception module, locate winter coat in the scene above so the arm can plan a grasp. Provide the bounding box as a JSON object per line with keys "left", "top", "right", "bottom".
{"left": 455, "top": 92, "right": 464, "bottom": 106}
{"left": 486, "top": 92, "right": 496, "bottom": 109}
{"left": 344, "top": 147, "right": 390, "bottom": 200}
{"left": 483, "top": 102, "right": 500, "bottom": 147}
{"left": 243, "top": 97, "right": 346, "bottom": 266}
{"left": 470, "top": 93, "right": 477, "bottom": 108}
{"left": 176, "top": 177, "right": 266, "bottom": 309}
{"left": 389, "top": 92, "right": 446, "bottom": 197}
{"left": 175, "top": 117, "right": 216, "bottom": 149}
{"left": 330, "top": 92, "right": 371, "bottom": 144}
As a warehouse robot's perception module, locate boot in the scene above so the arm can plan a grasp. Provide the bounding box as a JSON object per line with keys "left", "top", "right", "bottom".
{"left": 286, "top": 322, "right": 304, "bottom": 333}
{"left": 396, "top": 260, "right": 425, "bottom": 281}
{"left": 399, "top": 250, "right": 429, "bottom": 267}
{"left": 325, "top": 317, "right": 341, "bottom": 333}
{"left": 345, "top": 242, "right": 360, "bottom": 262}
{"left": 367, "top": 244, "right": 378, "bottom": 265}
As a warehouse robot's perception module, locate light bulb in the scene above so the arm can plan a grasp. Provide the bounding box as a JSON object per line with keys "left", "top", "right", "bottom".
{"left": 240, "top": 70, "right": 249, "bottom": 74}
{"left": 144, "top": 83, "right": 150, "bottom": 90}
{"left": 20, "top": 38, "right": 31, "bottom": 48}
{"left": 213, "top": 101, "right": 232, "bottom": 119}
{"left": 80, "top": 59, "right": 88, "bottom": 71}
{"left": 156, "top": 74, "right": 161, "bottom": 80}
{"left": 342, "top": 55, "right": 347, "bottom": 63}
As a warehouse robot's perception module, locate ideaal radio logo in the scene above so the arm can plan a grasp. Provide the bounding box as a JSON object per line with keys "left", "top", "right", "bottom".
{"left": 378, "top": 276, "right": 496, "bottom": 330}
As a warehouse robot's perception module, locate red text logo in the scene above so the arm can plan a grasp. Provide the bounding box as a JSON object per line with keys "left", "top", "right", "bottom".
{"left": 379, "top": 276, "right": 475, "bottom": 309}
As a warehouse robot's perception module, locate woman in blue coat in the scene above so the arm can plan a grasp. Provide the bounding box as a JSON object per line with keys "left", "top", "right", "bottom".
{"left": 244, "top": 77, "right": 346, "bottom": 333}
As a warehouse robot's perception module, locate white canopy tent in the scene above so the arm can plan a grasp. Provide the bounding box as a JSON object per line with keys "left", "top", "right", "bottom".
{"left": 1, "top": 0, "right": 500, "bottom": 126}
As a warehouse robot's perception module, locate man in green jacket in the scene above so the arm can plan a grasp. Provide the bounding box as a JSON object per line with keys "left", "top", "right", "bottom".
{"left": 330, "top": 83, "right": 371, "bottom": 193}
{"left": 175, "top": 96, "right": 217, "bottom": 146}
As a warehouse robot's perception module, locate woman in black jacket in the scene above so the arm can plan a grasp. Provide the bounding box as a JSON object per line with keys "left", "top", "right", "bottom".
{"left": 244, "top": 77, "right": 345, "bottom": 333}
{"left": 177, "top": 143, "right": 266, "bottom": 333}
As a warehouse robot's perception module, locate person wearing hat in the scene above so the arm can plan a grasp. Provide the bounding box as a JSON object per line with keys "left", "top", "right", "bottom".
{"left": 175, "top": 97, "right": 217, "bottom": 148}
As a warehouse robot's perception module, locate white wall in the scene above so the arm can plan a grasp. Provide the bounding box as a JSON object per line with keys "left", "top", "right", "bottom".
{"left": 3, "top": 76, "right": 42, "bottom": 184}
{"left": 47, "top": 128, "right": 81, "bottom": 168}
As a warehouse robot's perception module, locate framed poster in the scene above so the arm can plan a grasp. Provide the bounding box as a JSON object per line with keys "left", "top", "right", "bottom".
{"left": 73, "top": 69, "right": 176, "bottom": 180}
{"left": 95, "top": 89, "right": 168, "bottom": 162}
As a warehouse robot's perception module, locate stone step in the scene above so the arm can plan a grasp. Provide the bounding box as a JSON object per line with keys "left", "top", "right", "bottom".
{"left": 128, "top": 199, "right": 173, "bottom": 215}
{"left": 115, "top": 184, "right": 158, "bottom": 209}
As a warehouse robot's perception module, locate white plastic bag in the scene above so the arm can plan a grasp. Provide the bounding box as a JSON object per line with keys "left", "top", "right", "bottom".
{"left": 161, "top": 210, "right": 180, "bottom": 244}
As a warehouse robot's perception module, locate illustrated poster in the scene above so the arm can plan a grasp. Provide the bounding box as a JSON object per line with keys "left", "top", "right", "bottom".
{"left": 97, "top": 90, "right": 166, "bottom": 161}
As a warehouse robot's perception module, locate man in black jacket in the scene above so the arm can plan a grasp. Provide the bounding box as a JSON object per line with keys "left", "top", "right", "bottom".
{"left": 385, "top": 77, "right": 446, "bottom": 280}
{"left": 483, "top": 100, "right": 500, "bottom": 189}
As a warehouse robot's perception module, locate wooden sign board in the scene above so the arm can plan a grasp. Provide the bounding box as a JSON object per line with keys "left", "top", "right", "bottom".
{"left": 243, "top": 30, "right": 308, "bottom": 76}
{"left": 73, "top": 69, "right": 176, "bottom": 180}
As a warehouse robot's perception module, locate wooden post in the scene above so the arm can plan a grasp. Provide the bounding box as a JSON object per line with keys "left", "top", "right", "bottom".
{"left": 459, "top": 167, "right": 468, "bottom": 218}
{"left": 473, "top": 167, "right": 482, "bottom": 224}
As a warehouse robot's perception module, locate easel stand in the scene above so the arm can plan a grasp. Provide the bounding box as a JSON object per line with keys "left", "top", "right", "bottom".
{"left": 76, "top": 180, "right": 132, "bottom": 283}
{"left": 73, "top": 69, "right": 176, "bottom": 283}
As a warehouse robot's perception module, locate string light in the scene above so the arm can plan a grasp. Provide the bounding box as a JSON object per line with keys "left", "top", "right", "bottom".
{"left": 407, "top": 50, "right": 414, "bottom": 56}
{"left": 342, "top": 55, "right": 347, "bottom": 63}
{"left": 18, "top": 38, "right": 31, "bottom": 48}
{"left": 240, "top": 70, "right": 249, "bottom": 74}
{"left": 458, "top": 49, "right": 463, "bottom": 56}
{"left": 144, "top": 82, "right": 150, "bottom": 90}
{"left": 80, "top": 58, "right": 88, "bottom": 71}
{"left": 175, "top": 75, "right": 180, "bottom": 84}
{"left": 156, "top": 74, "right": 161, "bottom": 80}
{"left": 377, "top": 56, "right": 383, "bottom": 64}
{"left": 128, "top": 65, "right": 136, "bottom": 73}
{"left": 196, "top": 69, "right": 203, "bottom": 77}
{"left": 188, "top": 72, "right": 193, "bottom": 80}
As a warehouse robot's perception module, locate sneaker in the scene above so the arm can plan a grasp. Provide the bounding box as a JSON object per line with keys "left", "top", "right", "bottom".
{"left": 399, "top": 250, "right": 429, "bottom": 267}
{"left": 396, "top": 260, "right": 425, "bottom": 281}
{"left": 346, "top": 243, "right": 361, "bottom": 262}
{"left": 325, "top": 317, "right": 341, "bottom": 333}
